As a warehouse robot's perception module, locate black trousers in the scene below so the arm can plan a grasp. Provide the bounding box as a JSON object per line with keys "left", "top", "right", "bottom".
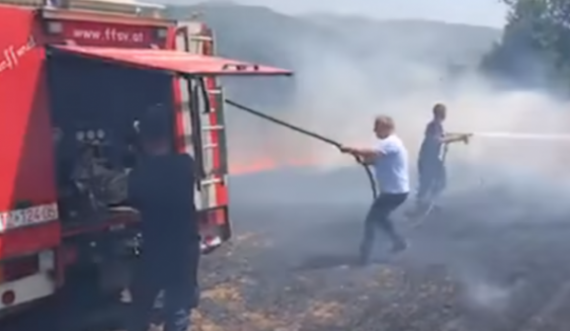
{"left": 128, "top": 244, "right": 200, "bottom": 331}
{"left": 360, "top": 192, "right": 408, "bottom": 261}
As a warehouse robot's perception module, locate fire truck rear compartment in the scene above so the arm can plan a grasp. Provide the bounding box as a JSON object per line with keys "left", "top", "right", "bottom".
{"left": 46, "top": 51, "right": 176, "bottom": 230}
{"left": 42, "top": 51, "right": 182, "bottom": 304}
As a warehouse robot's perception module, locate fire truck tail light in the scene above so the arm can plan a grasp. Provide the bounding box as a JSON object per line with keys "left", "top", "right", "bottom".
{"left": 3, "top": 257, "right": 36, "bottom": 282}
{"left": 1, "top": 252, "right": 48, "bottom": 282}
{"left": 1, "top": 290, "right": 15, "bottom": 306}
{"left": 46, "top": 21, "right": 63, "bottom": 34}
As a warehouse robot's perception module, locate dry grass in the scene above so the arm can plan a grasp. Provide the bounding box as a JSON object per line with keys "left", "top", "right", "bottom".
{"left": 190, "top": 239, "right": 460, "bottom": 331}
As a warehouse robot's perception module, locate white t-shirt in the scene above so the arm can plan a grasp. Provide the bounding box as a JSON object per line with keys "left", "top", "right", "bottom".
{"left": 372, "top": 134, "right": 410, "bottom": 194}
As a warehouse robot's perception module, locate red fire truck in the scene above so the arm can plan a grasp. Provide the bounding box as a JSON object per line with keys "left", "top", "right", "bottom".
{"left": 0, "top": 0, "right": 291, "bottom": 320}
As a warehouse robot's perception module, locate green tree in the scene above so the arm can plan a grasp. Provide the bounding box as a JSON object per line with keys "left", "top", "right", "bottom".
{"left": 482, "top": 0, "right": 570, "bottom": 87}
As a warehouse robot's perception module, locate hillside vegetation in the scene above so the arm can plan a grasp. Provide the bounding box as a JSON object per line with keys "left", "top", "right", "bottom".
{"left": 166, "top": 3, "right": 501, "bottom": 107}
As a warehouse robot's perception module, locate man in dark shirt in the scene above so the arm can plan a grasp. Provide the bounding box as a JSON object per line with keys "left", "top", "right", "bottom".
{"left": 413, "top": 103, "right": 471, "bottom": 215}
{"left": 127, "top": 107, "right": 200, "bottom": 331}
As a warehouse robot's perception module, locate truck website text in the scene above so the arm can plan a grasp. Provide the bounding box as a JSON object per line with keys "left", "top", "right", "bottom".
{"left": 71, "top": 28, "right": 146, "bottom": 44}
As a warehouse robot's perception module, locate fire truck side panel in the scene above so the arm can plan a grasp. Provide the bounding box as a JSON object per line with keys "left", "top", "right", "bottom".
{"left": 0, "top": 6, "right": 59, "bottom": 312}
{"left": 41, "top": 16, "right": 170, "bottom": 49}
{"left": 0, "top": 6, "right": 60, "bottom": 259}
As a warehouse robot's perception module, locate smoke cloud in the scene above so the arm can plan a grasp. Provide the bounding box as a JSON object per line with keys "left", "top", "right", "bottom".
{"left": 225, "top": 15, "right": 570, "bottom": 193}
{"left": 221, "top": 10, "right": 570, "bottom": 323}
{"left": 231, "top": 48, "right": 570, "bottom": 175}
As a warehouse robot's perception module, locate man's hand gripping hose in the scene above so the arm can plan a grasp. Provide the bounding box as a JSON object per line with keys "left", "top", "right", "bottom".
{"left": 225, "top": 99, "right": 379, "bottom": 199}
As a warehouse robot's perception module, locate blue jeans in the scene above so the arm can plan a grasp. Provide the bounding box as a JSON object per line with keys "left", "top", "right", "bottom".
{"left": 128, "top": 244, "right": 200, "bottom": 331}
{"left": 416, "top": 158, "right": 446, "bottom": 205}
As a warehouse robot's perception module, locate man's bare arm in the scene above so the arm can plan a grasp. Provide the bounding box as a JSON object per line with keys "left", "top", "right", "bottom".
{"left": 339, "top": 146, "right": 381, "bottom": 159}
{"left": 361, "top": 154, "right": 377, "bottom": 165}
{"left": 442, "top": 132, "right": 472, "bottom": 144}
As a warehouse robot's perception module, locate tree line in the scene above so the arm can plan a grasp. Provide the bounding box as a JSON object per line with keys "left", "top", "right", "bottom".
{"left": 482, "top": 0, "right": 570, "bottom": 90}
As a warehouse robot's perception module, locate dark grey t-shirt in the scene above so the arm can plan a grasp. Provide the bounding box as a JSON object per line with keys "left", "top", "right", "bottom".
{"left": 128, "top": 153, "right": 199, "bottom": 260}
{"left": 419, "top": 120, "right": 445, "bottom": 163}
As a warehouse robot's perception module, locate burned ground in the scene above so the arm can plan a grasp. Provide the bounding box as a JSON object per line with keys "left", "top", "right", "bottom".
{"left": 3, "top": 164, "right": 570, "bottom": 331}
{"left": 193, "top": 165, "right": 570, "bottom": 331}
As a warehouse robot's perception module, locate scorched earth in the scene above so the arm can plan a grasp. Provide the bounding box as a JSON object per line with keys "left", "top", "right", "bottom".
{"left": 193, "top": 166, "right": 570, "bottom": 331}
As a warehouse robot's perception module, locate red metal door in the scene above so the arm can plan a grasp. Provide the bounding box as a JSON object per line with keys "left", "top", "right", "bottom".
{"left": 174, "top": 21, "right": 230, "bottom": 253}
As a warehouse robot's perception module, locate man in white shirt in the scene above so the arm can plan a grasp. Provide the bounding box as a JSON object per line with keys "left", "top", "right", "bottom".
{"left": 341, "top": 115, "right": 410, "bottom": 265}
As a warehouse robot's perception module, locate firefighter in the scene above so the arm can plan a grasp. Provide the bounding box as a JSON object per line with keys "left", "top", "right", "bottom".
{"left": 412, "top": 103, "right": 471, "bottom": 216}
{"left": 127, "top": 106, "right": 200, "bottom": 331}
{"left": 340, "top": 115, "right": 410, "bottom": 265}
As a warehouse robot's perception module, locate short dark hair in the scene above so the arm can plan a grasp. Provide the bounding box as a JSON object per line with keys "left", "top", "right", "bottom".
{"left": 138, "top": 104, "right": 171, "bottom": 144}
{"left": 375, "top": 115, "right": 395, "bottom": 130}
{"left": 433, "top": 103, "right": 446, "bottom": 114}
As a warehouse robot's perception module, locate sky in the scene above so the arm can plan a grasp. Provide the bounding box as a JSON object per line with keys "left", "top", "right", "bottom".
{"left": 228, "top": 0, "right": 508, "bottom": 27}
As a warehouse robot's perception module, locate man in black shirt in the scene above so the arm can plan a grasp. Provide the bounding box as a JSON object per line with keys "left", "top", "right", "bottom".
{"left": 127, "top": 107, "right": 200, "bottom": 331}
{"left": 412, "top": 103, "right": 471, "bottom": 217}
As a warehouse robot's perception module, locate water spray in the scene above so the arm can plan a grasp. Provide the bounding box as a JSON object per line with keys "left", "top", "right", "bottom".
{"left": 473, "top": 132, "right": 570, "bottom": 141}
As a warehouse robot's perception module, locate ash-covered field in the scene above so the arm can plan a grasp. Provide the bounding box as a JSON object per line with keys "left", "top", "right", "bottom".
{"left": 194, "top": 165, "right": 570, "bottom": 331}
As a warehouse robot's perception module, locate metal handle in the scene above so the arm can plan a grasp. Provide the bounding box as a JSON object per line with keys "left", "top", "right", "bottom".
{"left": 221, "top": 63, "right": 260, "bottom": 72}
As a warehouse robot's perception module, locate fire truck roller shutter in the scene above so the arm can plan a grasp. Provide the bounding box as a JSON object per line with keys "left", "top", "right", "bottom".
{"left": 47, "top": 45, "right": 293, "bottom": 76}
{"left": 45, "top": 48, "right": 177, "bottom": 221}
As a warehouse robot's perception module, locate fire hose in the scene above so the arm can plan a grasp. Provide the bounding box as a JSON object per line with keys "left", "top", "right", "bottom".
{"left": 225, "top": 99, "right": 379, "bottom": 199}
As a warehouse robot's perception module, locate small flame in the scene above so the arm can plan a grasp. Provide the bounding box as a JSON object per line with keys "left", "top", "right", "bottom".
{"left": 230, "top": 158, "right": 277, "bottom": 174}
{"left": 229, "top": 157, "right": 323, "bottom": 175}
